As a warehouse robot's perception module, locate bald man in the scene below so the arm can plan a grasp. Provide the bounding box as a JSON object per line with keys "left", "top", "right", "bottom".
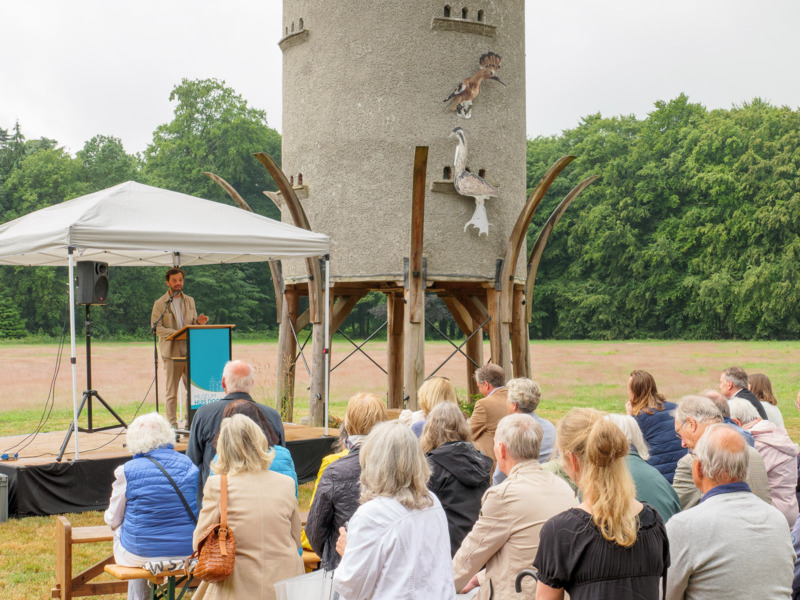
{"left": 186, "top": 360, "right": 285, "bottom": 500}
{"left": 666, "top": 424, "right": 794, "bottom": 599}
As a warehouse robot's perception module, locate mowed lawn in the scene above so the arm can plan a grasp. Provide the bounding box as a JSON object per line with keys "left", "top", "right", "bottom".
{"left": 1, "top": 339, "right": 799, "bottom": 599}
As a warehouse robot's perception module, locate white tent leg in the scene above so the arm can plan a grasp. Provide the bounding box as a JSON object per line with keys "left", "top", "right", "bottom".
{"left": 323, "top": 257, "right": 330, "bottom": 437}
{"left": 68, "top": 250, "right": 79, "bottom": 459}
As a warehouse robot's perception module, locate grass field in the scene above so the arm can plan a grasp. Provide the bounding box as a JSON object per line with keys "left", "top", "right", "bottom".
{"left": 1, "top": 339, "right": 799, "bottom": 599}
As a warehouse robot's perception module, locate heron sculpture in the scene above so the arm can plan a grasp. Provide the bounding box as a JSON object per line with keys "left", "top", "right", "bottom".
{"left": 450, "top": 126, "right": 498, "bottom": 236}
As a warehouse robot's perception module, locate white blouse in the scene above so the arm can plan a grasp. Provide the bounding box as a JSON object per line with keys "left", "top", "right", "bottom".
{"left": 333, "top": 493, "right": 456, "bottom": 600}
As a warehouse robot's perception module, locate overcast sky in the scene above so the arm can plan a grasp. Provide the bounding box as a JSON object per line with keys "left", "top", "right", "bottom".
{"left": 2, "top": 0, "right": 799, "bottom": 156}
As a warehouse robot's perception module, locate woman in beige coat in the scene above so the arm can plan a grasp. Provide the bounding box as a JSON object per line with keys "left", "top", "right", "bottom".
{"left": 192, "top": 414, "right": 303, "bottom": 600}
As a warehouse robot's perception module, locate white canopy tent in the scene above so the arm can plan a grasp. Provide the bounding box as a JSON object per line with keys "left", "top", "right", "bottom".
{"left": 0, "top": 181, "right": 332, "bottom": 457}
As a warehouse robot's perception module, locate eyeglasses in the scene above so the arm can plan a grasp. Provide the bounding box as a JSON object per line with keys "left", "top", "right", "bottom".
{"left": 675, "top": 420, "right": 689, "bottom": 440}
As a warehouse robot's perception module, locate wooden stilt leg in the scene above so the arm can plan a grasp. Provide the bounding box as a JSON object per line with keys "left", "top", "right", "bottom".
{"left": 277, "top": 288, "right": 299, "bottom": 422}
{"left": 511, "top": 288, "right": 530, "bottom": 378}
{"left": 387, "top": 293, "right": 405, "bottom": 410}
{"left": 404, "top": 289, "right": 425, "bottom": 411}
{"left": 309, "top": 320, "right": 326, "bottom": 427}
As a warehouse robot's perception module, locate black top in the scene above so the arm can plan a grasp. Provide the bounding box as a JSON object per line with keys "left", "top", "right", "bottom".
{"left": 305, "top": 446, "right": 363, "bottom": 571}
{"left": 732, "top": 388, "right": 769, "bottom": 420}
{"left": 426, "top": 441, "right": 492, "bottom": 556}
{"left": 533, "top": 504, "right": 669, "bottom": 600}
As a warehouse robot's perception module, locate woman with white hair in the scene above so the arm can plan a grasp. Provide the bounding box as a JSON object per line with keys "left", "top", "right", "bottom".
{"left": 104, "top": 413, "right": 199, "bottom": 600}
{"left": 333, "top": 421, "right": 456, "bottom": 600}
{"left": 606, "top": 414, "right": 680, "bottom": 523}
{"left": 193, "top": 413, "right": 303, "bottom": 600}
{"left": 729, "top": 398, "right": 799, "bottom": 526}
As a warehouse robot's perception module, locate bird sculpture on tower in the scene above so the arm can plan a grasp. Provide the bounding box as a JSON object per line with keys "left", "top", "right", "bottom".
{"left": 443, "top": 51, "right": 505, "bottom": 118}
{"left": 450, "top": 127, "right": 498, "bottom": 236}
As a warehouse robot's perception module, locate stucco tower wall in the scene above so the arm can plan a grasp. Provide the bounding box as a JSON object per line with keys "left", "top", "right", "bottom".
{"left": 280, "top": 1, "right": 527, "bottom": 281}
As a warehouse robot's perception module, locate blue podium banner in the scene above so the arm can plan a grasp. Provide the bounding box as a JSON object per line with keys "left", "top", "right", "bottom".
{"left": 187, "top": 327, "right": 232, "bottom": 419}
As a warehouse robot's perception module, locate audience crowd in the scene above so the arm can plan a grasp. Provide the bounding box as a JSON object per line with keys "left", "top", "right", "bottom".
{"left": 108, "top": 361, "right": 800, "bottom": 600}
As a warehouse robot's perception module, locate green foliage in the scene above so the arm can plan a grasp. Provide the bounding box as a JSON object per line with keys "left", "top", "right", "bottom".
{"left": 77, "top": 134, "right": 141, "bottom": 192}
{"left": 0, "top": 293, "right": 27, "bottom": 338}
{"left": 2, "top": 146, "right": 86, "bottom": 221}
{"left": 527, "top": 95, "right": 800, "bottom": 339}
{"left": 142, "top": 77, "right": 282, "bottom": 219}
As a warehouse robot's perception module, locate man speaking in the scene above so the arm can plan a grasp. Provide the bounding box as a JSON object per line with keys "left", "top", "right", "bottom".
{"left": 151, "top": 268, "right": 208, "bottom": 427}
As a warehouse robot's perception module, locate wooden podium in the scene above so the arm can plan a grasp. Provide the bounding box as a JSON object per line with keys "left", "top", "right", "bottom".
{"left": 167, "top": 324, "right": 235, "bottom": 427}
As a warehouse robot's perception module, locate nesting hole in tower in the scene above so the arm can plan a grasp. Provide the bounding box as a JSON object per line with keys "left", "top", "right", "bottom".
{"left": 444, "top": 4, "right": 451, "bottom": 18}
{"left": 477, "top": 10, "right": 484, "bottom": 22}
{"left": 461, "top": 7, "right": 468, "bottom": 19}
{"left": 478, "top": 169, "right": 486, "bottom": 178}
{"left": 443, "top": 166, "right": 452, "bottom": 180}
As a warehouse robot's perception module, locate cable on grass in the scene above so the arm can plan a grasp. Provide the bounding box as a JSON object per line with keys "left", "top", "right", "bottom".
{"left": 2, "top": 303, "right": 69, "bottom": 455}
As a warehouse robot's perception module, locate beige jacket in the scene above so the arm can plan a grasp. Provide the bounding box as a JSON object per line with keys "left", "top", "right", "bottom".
{"left": 469, "top": 387, "right": 509, "bottom": 464}
{"left": 192, "top": 470, "right": 304, "bottom": 600}
{"left": 151, "top": 291, "right": 198, "bottom": 359}
{"left": 453, "top": 459, "right": 579, "bottom": 600}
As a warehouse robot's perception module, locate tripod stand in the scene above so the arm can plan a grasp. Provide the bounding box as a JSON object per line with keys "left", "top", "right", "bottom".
{"left": 57, "top": 305, "right": 128, "bottom": 462}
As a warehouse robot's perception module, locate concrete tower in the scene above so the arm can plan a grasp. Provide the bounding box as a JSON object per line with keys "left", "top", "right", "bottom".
{"left": 275, "top": 1, "right": 534, "bottom": 421}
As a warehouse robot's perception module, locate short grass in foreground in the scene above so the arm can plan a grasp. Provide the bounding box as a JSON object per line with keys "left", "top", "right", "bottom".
{"left": 0, "top": 483, "right": 317, "bottom": 600}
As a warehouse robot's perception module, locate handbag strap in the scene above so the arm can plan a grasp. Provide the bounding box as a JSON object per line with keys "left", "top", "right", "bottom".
{"left": 142, "top": 455, "right": 198, "bottom": 525}
{"left": 220, "top": 474, "right": 228, "bottom": 527}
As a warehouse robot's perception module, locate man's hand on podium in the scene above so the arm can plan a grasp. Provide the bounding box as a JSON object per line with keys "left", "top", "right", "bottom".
{"left": 197, "top": 314, "right": 209, "bottom": 325}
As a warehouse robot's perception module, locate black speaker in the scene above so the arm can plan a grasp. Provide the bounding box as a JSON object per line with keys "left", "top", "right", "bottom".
{"left": 76, "top": 261, "right": 109, "bottom": 305}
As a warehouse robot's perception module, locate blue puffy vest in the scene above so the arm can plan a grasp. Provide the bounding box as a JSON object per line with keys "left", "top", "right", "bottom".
{"left": 119, "top": 447, "right": 198, "bottom": 557}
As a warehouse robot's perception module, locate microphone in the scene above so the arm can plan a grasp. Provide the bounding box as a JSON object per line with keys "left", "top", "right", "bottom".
{"left": 166, "top": 290, "right": 180, "bottom": 303}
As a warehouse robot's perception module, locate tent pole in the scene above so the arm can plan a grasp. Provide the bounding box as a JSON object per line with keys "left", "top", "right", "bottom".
{"left": 68, "top": 249, "right": 79, "bottom": 459}
{"left": 323, "top": 256, "right": 330, "bottom": 437}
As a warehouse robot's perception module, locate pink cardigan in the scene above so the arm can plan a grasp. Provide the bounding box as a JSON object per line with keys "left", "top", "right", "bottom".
{"left": 748, "top": 420, "right": 799, "bottom": 527}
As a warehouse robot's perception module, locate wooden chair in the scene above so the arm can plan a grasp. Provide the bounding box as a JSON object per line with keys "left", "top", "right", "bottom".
{"left": 51, "top": 516, "right": 127, "bottom": 599}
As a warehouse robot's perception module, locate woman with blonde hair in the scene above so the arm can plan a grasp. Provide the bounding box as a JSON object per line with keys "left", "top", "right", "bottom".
{"left": 410, "top": 376, "right": 458, "bottom": 437}
{"left": 532, "top": 408, "right": 669, "bottom": 599}
{"left": 192, "top": 414, "right": 303, "bottom": 600}
{"left": 749, "top": 373, "right": 785, "bottom": 428}
{"left": 625, "top": 370, "right": 686, "bottom": 482}
{"left": 422, "top": 402, "right": 492, "bottom": 556}
{"left": 305, "top": 392, "right": 388, "bottom": 570}
{"left": 333, "top": 421, "right": 456, "bottom": 599}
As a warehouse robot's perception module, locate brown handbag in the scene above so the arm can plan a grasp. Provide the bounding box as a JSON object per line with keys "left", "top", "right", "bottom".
{"left": 188, "top": 474, "right": 236, "bottom": 583}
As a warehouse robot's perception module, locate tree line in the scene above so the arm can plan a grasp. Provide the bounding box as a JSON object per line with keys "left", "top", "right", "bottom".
{"left": 2, "top": 85, "right": 798, "bottom": 340}
{"left": 526, "top": 94, "right": 800, "bottom": 339}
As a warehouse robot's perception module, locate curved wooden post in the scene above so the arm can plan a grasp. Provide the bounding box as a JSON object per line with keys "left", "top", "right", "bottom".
{"left": 525, "top": 174, "right": 600, "bottom": 322}
{"left": 254, "top": 152, "right": 323, "bottom": 323}
{"left": 511, "top": 287, "right": 530, "bottom": 378}
{"left": 204, "top": 171, "right": 284, "bottom": 319}
{"left": 254, "top": 152, "right": 327, "bottom": 425}
{"left": 493, "top": 156, "right": 575, "bottom": 370}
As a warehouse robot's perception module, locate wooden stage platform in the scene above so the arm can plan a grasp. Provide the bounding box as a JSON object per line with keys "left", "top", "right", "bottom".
{"left": 0, "top": 424, "right": 338, "bottom": 518}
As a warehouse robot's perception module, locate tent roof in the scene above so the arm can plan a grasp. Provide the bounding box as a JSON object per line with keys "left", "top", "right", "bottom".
{"left": 0, "top": 181, "right": 329, "bottom": 267}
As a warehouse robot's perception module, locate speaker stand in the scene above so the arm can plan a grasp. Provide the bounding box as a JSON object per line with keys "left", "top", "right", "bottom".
{"left": 57, "top": 305, "right": 128, "bottom": 462}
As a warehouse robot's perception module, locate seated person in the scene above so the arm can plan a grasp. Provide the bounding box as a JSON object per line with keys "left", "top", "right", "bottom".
{"left": 212, "top": 399, "right": 298, "bottom": 497}
{"left": 305, "top": 393, "right": 388, "bottom": 570}
{"left": 104, "top": 413, "right": 198, "bottom": 600}
{"left": 421, "top": 402, "right": 492, "bottom": 556}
